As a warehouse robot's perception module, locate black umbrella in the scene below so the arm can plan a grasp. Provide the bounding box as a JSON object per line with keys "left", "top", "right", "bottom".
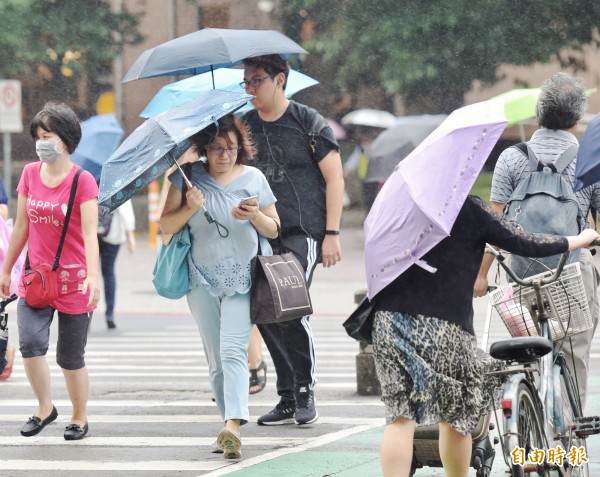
{"left": 0, "top": 294, "right": 18, "bottom": 374}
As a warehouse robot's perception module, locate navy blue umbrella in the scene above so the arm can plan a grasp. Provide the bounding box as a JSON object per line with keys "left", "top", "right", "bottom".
{"left": 71, "top": 114, "right": 124, "bottom": 181}
{"left": 98, "top": 89, "right": 253, "bottom": 212}
{"left": 574, "top": 113, "right": 600, "bottom": 191}
{"left": 122, "top": 28, "right": 306, "bottom": 85}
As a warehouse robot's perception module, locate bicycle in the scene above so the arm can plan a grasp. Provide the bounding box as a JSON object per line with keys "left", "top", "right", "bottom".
{"left": 487, "top": 248, "right": 600, "bottom": 477}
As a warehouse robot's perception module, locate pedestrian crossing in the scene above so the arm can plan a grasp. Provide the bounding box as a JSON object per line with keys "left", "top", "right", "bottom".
{"left": 1, "top": 303, "right": 598, "bottom": 477}
{"left": 0, "top": 313, "right": 385, "bottom": 477}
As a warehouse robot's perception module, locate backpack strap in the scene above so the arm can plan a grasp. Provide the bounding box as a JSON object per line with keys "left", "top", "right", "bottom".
{"left": 306, "top": 110, "right": 328, "bottom": 158}
{"left": 512, "top": 142, "right": 578, "bottom": 174}
{"left": 513, "top": 143, "right": 540, "bottom": 171}
{"left": 552, "top": 144, "right": 579, "bottom": 174}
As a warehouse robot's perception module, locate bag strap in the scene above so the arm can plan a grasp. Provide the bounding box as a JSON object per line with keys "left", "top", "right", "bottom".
{"left": 25, "top": 168, "right": 83, "bottom": 272}
{"left": 257, "top": 221, "right": 288, "bottom": 255}
{"left": 273, "top": 223, "right": 288, "bottom": 253}
{"left": 513, "top": 142, "right": 578, "bottom": 174}
{"left": 306, "top": 111, "right": 328, "bottom": 158}
{"left": 552, "top": 144, "right": 579, "bottom": 174}
{"left": 513, "top": 143, "right": 540, "bottom": 171}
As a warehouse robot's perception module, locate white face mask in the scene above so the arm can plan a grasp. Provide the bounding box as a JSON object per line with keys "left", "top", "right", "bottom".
{"left": 35, "top": 139, "right": 63, "bottom": 163}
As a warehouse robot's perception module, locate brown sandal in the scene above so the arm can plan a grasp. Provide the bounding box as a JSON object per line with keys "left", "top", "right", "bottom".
{"left": 249, "top": 361, "right": 267, "bottom": 394}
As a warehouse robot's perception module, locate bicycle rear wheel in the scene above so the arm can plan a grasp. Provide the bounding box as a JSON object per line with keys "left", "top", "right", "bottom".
{"left": 505, "top": 383, "right": 549, "bottom": 477}
{"left": 554, "top": 360, "right": 589, "bottom": 477}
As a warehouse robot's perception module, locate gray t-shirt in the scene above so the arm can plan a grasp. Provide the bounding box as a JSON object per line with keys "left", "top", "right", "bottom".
{"left": 490, "top": 128, "right": 600, "bottom": 225}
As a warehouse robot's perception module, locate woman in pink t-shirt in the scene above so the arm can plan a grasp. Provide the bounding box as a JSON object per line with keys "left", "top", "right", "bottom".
{"left": 0, "top": 101, "right": 100, "bottom": 441}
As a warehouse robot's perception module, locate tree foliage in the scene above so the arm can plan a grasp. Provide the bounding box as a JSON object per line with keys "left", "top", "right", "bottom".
{"left": 0, "top": 0, "right": 142, "bottom": 114}
{"left": 283, "top": 0, "right": 600, "bottom": 113}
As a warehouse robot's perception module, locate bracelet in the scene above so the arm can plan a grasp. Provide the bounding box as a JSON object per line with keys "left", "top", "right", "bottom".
{"left": 324, "top": 230, "right": 340, "bottom": 236}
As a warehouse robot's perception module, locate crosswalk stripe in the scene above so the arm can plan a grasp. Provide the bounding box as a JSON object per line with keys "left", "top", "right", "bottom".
{"left": 6, "top": 371, "right": 358, "bottom": 378}
{"left": 17, "top": 350, "right": 363, "bottom": 356}
{"left": 0, "top": 460, "right": 223, "bottom": 471}
{"left": 1, "top": 399, "right": 383, "bottom": 407}
{"left": 1, "top": 381, "right": 362, "bottom": 389}
{"left": 0, "top": 436, "right": 309, "bottom": 447}
{"left": 0, "top": 415, "right": 381, "bottom": 424}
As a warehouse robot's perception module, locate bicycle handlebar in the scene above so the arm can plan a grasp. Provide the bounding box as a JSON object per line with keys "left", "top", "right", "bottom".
{"left": 487, "top": 234, "right": 600, "bottom": 287}
{"left": 484, "top": 246, "right": 570, "bottom": 288}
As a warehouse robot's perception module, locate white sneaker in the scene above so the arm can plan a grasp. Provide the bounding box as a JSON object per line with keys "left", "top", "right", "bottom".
{"left": 210, "top": 440, "right": 223, "bottom": 454}
{"left": 217, "top": 428, "right": 242, "bottom": 459}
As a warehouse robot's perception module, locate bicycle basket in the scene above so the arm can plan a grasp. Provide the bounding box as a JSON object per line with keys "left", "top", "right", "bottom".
{"left": 489, "top": 262, "right": 592, "bottom": 341}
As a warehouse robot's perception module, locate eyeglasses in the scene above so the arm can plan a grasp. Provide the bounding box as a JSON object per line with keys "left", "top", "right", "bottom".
{"left": 239, "top": 76, "right": 271, "bottom": 89}
{"left": 208, "top": 145, "right": 240, "bottom": 156}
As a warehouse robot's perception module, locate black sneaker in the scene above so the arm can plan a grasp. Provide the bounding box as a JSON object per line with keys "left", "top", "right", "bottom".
{"left": 294, "top": 388, "right": 318, "bottom": 425}
{"left": 257, "top": 399, "right": 296, "bottom": 426}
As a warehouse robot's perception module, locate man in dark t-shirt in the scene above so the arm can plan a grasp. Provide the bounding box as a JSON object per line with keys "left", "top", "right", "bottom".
{"left": 242, "top": 54, "right": 344, "bottom": 426}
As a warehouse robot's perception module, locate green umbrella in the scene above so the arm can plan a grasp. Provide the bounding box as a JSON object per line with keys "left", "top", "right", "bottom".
{"left": 492, "top": 87, "right": 597, "bottom": 139}
{"left": 492, "top": 88, "right": 541, "bottom": 127}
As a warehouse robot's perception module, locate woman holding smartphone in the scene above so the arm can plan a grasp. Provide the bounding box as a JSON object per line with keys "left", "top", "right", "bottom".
{"left": 160, "top": 114, "right": 279, "bottom": 460}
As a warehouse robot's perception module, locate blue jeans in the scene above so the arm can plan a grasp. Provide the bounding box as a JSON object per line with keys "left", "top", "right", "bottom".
{"left": 186, "top": 286, "right": 252, "bottom": 424}
{"left": 99, "top": 240, "right": 121, "bottom": 320}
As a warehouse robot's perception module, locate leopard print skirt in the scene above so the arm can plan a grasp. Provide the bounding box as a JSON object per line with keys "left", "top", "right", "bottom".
{"left": 372, "top": 310, "right": 505, "bottom": 436}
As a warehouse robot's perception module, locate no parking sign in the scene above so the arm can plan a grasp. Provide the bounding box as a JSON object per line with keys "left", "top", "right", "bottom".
{"left": 0, "top": 80, "right": 23, "bottom": 133}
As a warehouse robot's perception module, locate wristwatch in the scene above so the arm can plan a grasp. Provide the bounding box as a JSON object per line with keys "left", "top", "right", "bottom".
{"left": 324, "top": 230, "right": 340, "bottom": 236}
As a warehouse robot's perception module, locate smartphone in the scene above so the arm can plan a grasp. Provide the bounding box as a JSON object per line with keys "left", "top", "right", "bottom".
{"left": 238, "top": 195, "right": 259, "bottom": 207}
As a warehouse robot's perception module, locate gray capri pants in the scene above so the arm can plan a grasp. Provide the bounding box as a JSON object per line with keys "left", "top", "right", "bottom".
{"left": 17, "top": 298, "right": 93, "bottom": 370}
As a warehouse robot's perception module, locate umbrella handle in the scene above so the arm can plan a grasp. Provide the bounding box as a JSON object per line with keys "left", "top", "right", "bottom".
{"left": 167, "top": 154, "right": 220, "bottom": 231}
{"left": 175, "top": 161, "right": 193, "bottom": 188}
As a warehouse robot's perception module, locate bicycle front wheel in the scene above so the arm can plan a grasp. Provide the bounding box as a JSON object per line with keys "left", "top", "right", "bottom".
{"left": 554, "top": 360, "right": 589, "bottom": 477}
{"left": 505, "top": 383, "right": 549, "bottom": 477}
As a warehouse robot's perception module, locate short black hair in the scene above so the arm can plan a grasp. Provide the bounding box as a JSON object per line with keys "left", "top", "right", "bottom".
{"left": 30, "top": 100, "right": 82, "bottom": 153}
{"left": 243, "top": 54, "right": 290, "bottom": 89}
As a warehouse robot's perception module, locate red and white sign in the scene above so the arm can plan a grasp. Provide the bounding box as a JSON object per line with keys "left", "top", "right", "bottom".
{"left": 0, "top": 80, "right": 23, "bottom": 133}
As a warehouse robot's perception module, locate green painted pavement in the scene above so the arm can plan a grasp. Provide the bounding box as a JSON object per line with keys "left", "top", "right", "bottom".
{"left": 224, "top": 426, "right": 384, "bottom": 477}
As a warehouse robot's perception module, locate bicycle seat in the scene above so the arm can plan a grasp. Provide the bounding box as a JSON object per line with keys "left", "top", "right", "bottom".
{"left": 489, "top": 337, "right": 553, "bottom": 363}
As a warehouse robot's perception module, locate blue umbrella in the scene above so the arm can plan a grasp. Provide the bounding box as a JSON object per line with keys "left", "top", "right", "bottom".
{"left": 71, "top": 114, "right": 124, "bottom": 181}
{"left": 98, "top": 89, "right": 253, "bottom": 212}
{"left": 574, "top": 113, "right": 600, "bottom": 191}
{"left": 140, "top": 68, "right": 318, "bottom": 118}
{"left": 122, "top": 28, "right": 307, "bottom": 84}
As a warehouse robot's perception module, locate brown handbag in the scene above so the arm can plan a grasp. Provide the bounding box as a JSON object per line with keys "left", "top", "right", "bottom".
{"left": 250, "top": 228, "right": 313, "bottom": 325}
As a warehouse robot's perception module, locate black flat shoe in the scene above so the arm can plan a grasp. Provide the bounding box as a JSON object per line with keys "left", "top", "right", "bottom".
{"left": 64, "top": 422, "right": 89, "bottom": 440}
{"left": 20, "top": 406, "right": 58, "bottom": 437}
{"left": 106, "top": 320, "right": 116, "bottom": 329}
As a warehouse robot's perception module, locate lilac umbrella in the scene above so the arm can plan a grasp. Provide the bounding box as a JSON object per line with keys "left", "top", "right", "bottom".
{"left": 364, "top": 99, "right": 508, "bottom": 299}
